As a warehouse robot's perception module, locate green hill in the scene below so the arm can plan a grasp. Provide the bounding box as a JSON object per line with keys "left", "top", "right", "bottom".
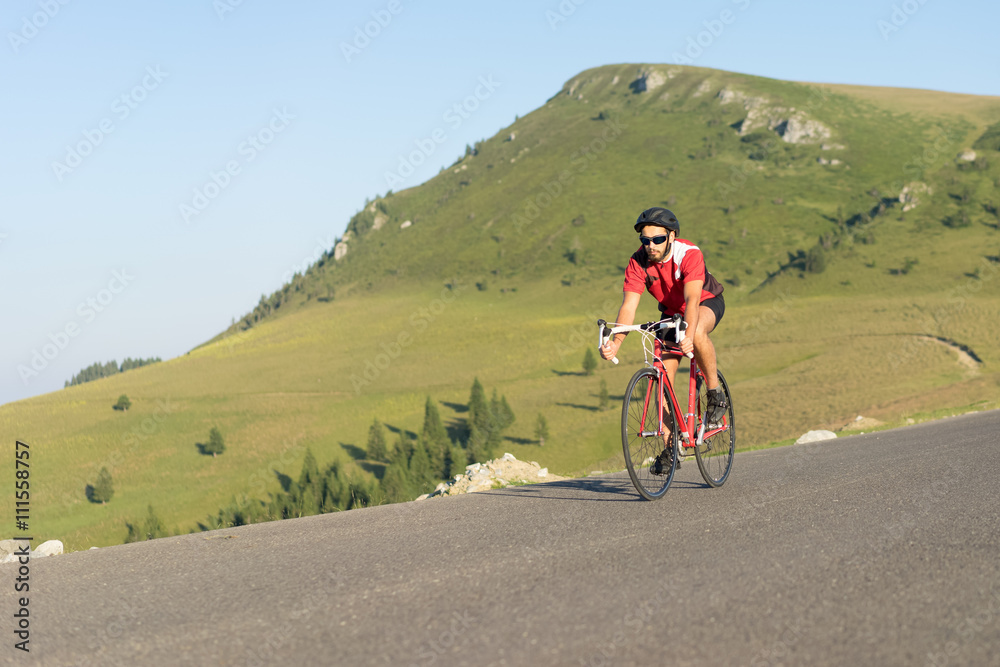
{"left": 4, "top": 64, "right": 999, "bottom": 551}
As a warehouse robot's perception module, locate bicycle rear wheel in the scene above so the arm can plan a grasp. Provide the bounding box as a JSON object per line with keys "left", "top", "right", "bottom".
{"left": 694, "top": 370, "right": 735, "bottom": 487}
{"left": 622, "top": 368, "right": 679, "bottom": 500}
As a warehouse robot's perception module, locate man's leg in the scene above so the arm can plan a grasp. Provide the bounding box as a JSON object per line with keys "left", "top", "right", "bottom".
{"left": 660, "top": 355, "right": 680, "bottom": 390}
{"left": 692, "top": 305, "right": 719, "bottom": 390}
{"left": 653, "top": 354, "right": 682, "bottom": 471}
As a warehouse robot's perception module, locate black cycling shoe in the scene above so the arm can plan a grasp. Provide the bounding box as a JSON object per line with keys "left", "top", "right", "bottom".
{"left": 706, "top": 387, "right": 728, "bottom": 428}
{"left": 650, "top": 447, "right": 678, "bottom": 475}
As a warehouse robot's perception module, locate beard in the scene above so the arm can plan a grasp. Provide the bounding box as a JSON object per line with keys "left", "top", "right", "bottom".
{"left": 644, "top": 241, "right": 672, "bottom": 263}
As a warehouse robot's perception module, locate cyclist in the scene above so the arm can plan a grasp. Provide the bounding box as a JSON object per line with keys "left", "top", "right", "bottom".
{"left": 599, "top": 207, "right": 727, "bottom": 468}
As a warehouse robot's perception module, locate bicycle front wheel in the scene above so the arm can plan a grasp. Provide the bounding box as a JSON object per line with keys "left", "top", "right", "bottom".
{"left": 622, "top": 368, "right": 679, "bottom": 500}
{"left": 694, "top": 370, "right": 736, "bottom": 487}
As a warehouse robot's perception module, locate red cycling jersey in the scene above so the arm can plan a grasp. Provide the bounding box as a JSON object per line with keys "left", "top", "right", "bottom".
{"left": 622, "top": 239, "right": 723, "bottom": 316}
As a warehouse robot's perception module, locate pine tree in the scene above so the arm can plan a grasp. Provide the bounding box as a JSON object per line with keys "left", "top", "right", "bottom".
{"left": 583, "top": 347, "right": 598, "bottom": 375}
{"left": 535, "top": 414, "right": 550, "bottom": 446}
{"left": 323, "top": 464, "right": 347, "bottom": 511}
{"left": 467, "top": 378, "right": 490, "bottom": 436}
{"left": 390, "top": 432, "right": 411, "bottom": 467}
{"left": 346, "top": 472, "right": 381, "bottom": 509}
{"left": 142, "top": 505, "right": 166, "bottom": 540}
{"left": 498, "top": 395, "right": 516, "bottom": 430}
{"left": 296, "top": 448, "right": 321, "bottom": 515}
{"left": 468, "top": 422, "right": 487, "bottom": 464}
{"left": 408, "top": 439, "right": 433, "bottom": 493}
{"left": 298, "top": 448, "right": 320, "bottom": 488}
{"left": 599, "top": 378, "right": 610, "bottom": 411}
{"left": 93, "top": 467, "right": 114, "bottom": 504}
{"left": 382, "top": 463, "right": 411, "bottom": 503}
{"left": 489, "top": 389, "right": 502, "bottom": 426}
{"left": 447, "top": 441, "right": 468, "bottom": 478}
{"left": 367, "top": 418, "right": 388, "bottom": 462}
{"left": 480, "top": 389, "right": 502, "bottom": 458}
{"left": 466, "top": 378, "right": 494, "bottom": 460}
{"left": 205, "top": 427, "right": 226, "bottom": 458}
{"left": 124, "top": 522, "right": 142, "bottom": 543}
{"left": 421, "top": 397, "right": 449, "bottom": 478}
{"left": 484, "top": 418, "right": 502, "bottom": 460}
{"left": 299, "top": 484, "right": 319, "bottom": 516}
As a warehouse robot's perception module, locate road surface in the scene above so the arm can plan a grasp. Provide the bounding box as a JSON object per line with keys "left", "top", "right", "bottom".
{"left": 3, "top": 410, "right": 999, "bottom": 666}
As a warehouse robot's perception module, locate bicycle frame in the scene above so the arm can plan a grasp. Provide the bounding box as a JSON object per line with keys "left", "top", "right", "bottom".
{"left": 599, "top": 318, "right": 729, "bottom": 448}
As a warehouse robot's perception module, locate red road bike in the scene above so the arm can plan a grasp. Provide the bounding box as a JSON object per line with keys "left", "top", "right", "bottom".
{"left": 598, "top": 316, "right": 735, "bottom": 500}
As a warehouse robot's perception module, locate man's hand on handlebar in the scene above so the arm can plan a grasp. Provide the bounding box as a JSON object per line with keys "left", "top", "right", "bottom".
{"left": 679, "top": 335, "right": 694, "bottom": 357}
{"left": 600, "top": 337, "right": 621, "bottom": 361}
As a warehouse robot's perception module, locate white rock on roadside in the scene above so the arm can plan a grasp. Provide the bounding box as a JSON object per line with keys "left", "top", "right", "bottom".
{"left": 0, "top": 540, "right": 20, "bottom": 559}
{"left": 795, "top": 430, "right": 837, "bottom": 444}
{"left": 0, "top": 539, "right": 64, "bottom": 562}
{"left": 33, "top": 540, "right": 64, "bottom": 558}
{"left": 416, "top": 453, "right": 565, "bottom": 500}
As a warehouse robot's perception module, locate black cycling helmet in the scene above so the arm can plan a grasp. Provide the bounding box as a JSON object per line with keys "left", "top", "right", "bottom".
{"left": 634, "top": 207, "right": 679, "bottom": 234}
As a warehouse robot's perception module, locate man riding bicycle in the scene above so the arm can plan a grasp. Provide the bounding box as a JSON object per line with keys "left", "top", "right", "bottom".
{"left": 599, "top": 207, "right": 728, "bottom": 433}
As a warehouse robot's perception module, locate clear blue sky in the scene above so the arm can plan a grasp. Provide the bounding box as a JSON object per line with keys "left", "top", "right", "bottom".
{"left": 2, "top": 0, "right": 998, "bottom": 406}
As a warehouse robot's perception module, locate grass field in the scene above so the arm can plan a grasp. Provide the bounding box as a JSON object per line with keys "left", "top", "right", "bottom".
{"left": 3, "top": 277, "right": 997, "bottom": 551}
{"left": 3, "top": 63, "right": 1000, "bottom": 551}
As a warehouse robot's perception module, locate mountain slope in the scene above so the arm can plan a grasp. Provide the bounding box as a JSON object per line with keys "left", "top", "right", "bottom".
{"left": 212, "top": 64, "right": 999, "bottom": 339}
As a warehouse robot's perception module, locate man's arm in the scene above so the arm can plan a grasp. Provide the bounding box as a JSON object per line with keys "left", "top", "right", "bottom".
{"left": 600, "top": 291, "right": 641, "bottom": 360}
{"left": 679, "top": 279, "right": 704, "bottom": 356}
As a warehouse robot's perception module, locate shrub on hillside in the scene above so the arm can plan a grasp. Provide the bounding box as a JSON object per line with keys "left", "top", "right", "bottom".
{"left": 202, "top": 427, "right": 226, "bottom": 458}
{"left": 805, "top": 245, "right": 827, "bottom": 274}
{"left": 90, "top": 467, "right": 114, "bottom": 505}
{"left": 367, "top": 418, "right": 388, "bottom": 462}
{"left": 943, "top": 209, "right": 972, "bottom": 228}
{"left": 535, "top": 414, "right": 550, "bottom": 447}
{"left": 124, "top": 505, "right": 167, "bottom": 542}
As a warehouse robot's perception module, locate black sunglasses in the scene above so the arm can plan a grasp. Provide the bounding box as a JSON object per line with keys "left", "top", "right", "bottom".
{"left": 639, "top": 234, "right": 669, "bottom": 246}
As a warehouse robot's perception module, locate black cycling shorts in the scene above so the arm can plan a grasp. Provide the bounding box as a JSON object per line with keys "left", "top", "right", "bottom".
{"left": 701, "top": 294, "right": 725, "bottom": 329}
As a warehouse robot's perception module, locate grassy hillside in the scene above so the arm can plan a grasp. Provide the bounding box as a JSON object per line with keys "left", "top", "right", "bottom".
{"left": 4, "top": 64, "right": 999, "bottom": 551}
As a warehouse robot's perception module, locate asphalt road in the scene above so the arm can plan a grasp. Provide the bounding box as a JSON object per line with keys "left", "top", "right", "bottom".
{"left": 3, "top": 410, "right": 999, "bottom": 666}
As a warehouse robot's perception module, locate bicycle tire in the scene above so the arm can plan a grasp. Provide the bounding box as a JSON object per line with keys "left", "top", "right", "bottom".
{"left": 622, "top": 368, "right": 679, "bottom": 500}
{"left": 694, "top": 369, "right": 736, "bottom": 487}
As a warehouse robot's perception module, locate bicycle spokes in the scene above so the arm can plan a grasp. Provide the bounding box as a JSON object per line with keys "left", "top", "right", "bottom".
{"left": 622, "top": 368, "right": 677, "bottom": 500}
{"left": 694, "top": 371, "right": 735, "bottom": 487}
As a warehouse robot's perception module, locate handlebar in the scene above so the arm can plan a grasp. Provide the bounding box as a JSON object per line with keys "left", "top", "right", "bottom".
{"left": 597, "top": 319, "right": 620, "bottom": 364}
{"left": 598, "top": 316, "right": 694, "bottom": 362}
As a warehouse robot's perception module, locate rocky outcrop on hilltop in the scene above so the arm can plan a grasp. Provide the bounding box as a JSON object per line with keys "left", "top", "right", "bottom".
{"left": 719, "top": 88, "right": 833, "bottom": 144}
{"left": 630, "top": 67, "right": 670, "bottom": 93}
{"left": 738, "top": 105, "right": 831, "bottom": 144}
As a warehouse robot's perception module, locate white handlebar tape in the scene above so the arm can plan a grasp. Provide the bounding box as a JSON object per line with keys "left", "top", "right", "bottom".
{"left": 599, "top": 322, "right": 619, "bottom": 364}
{"left": 676, "top": 327, "right": 695, "bottom": 359}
